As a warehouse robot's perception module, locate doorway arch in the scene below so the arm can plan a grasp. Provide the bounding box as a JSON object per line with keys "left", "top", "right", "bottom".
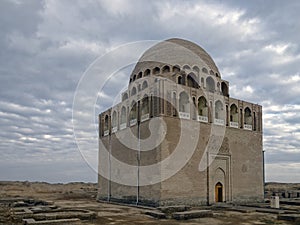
{"left": 215, "top": 182, "right": 223, "bottom": 202}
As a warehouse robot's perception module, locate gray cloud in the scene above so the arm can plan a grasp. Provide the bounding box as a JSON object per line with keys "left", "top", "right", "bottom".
{"left": 0, "top": 0, "right": 300, "bottom": 182}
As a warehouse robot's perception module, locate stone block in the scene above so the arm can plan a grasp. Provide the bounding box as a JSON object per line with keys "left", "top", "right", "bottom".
{"left": 158, "top": 205, "right": 190, "bottom": 213}
{"left": 145, "top": 210, "right": 167, "bottom": 219}
{"left": 172, "top": 210, "right": 213, "bottom": 220}
{"left": 278, "top": 214, "right": 300, "bottom": 222}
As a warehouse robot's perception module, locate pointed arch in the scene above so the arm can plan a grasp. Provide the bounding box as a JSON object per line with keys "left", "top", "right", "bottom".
{"left": 215, "top": 100, "right": 224, "bottom": 123}
{"left": 129, "top": 101, "right": 137, "bottom": 126}
{"left": 183, "top": 65, "right": 190, "bottom": 70}
{"left": 230, "top": 104, "right": 238, "bottom": 122}
{"left": 142, "top": 81, "right": 148, "bottom": 90}
{"left": 229, "top": 104, "right": 238, "bottom": 128}
{"left": 214, "top": 167, "right": 226, "bottom": 202}
{"left": 201, "top": 77, "right": 204, "bottom": 87}
{"left": 131, "top": 86, "right": 137, "bottom": 96}
{"left": 206, "top": 76, "right": 215, "bottom": 92}
{"left": 244, "top": 107, "right": 252, "bottom": 125}
{"left": 198, "top": 96, "right": 208, "bottom": 116}
{"left": 187, "top": 73, "right": 199, "bottom": 88}
{"left": 193, "top": 65, "right": 200, "bottom": 73}
{"left": 141, "top": 95, "right": 150, "bottom": 121}
{"left": 179, "top": 91, "right": 189, "bottom": 113}
{"left": 162, "top": 65, "right": 170, "bottom": 73}
{"left": 104, "top": 115, "right": 109, "bottom": 131}
{"left": 122, "top": 93, "right": 128, "bottom": 101}
{"left": 202, "top": 67, "right": 208, "bottom": 74}
{"left": 221, "top": 82, "right": 229, "bottom": 96}
{"left": 144, "top": 69, "right": 150, "bottom": 76}
{"left": 120, "top": 106, "right": 127, "bottom": 125}
{"left": 112, "top": 111, "right": 117, "bottom": 128}
{"left": 173, "top": 65, "right": 180, "bottom": 73}
{"left": 153, "top": 67, "right": 160, "bottom": 75}
{"left": 178, "top": 76, "right": 183, "bottom": 84}
{"left": 138, "top": 72, "right": 143, "bottom": 79}
{"left": 172, "top": 91, "right": 177, "bottom": 116}
{"left": 198, "top": 96, "right": 208, "bottom": 122}
{"left": 178, "top": 74, "right": 186, "bottom": 85}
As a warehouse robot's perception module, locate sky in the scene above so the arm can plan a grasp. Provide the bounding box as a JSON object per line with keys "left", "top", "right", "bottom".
{"left": 0, "top": 0, "right": 300, "bottom": 183}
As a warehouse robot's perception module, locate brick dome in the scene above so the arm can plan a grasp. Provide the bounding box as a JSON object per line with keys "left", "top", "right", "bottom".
{"left": 130, "top": 38, "right": 220, "bottom": 82}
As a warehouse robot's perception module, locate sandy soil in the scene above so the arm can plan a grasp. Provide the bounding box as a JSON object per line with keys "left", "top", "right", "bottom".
{"left": 0, "top": 181, "right": 298, "bottom": 225}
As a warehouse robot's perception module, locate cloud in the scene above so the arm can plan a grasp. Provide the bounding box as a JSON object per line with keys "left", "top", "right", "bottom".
{"left": 0, "top": 0, "right": 300, "bottom": 182}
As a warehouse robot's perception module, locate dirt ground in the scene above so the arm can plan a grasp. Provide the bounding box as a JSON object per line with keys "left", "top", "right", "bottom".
{"left": 0, "top": 181, "right": 298, "bottom": 225}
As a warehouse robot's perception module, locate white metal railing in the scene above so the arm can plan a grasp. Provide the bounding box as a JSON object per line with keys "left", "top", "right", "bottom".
{"left": 230, "top": 121, "right": 239, "bottom": 128}
{"left": 179, "top": 112, "right": 190, "bottom": 120}
{"left": 130, "top": 118, "right": 137, "bottom": 126}
{"left": 120, "top": 123, "right": 127, "bottom": 130}
{"left": 103, "top": 130, "right": 109, "bottom": 136}
{"left": 214, "top": 118, "right": 225, "bottom": 126}
{"left": 141, "top": 113, "right": 150, "bottom": 122}
{"left": 244, "top": 124, "right": 252, "bottom": 130}
{"left": 198, "top": 115, "right": 208, "bottom": 123}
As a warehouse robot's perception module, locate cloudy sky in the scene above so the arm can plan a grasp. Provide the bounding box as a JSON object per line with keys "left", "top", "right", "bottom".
{"left": 1, "top": 0, "right": 300, "bottom": 183}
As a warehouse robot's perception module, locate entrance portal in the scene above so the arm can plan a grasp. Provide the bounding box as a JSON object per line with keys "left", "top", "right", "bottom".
{"left": 215, "top": 182, "right": 223, "bottom": 202}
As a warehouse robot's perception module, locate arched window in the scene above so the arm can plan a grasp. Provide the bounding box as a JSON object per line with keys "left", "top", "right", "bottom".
{"left": 129, "top": 78, "right": 132, "bottom": 83}
{"left": 141, "top": 95, "right": 149, "bottom": 117}
{"left": 112, "top": 111, "right": 117, "bottom": 127}
{"left": 162, "top": 65, "right": 170, "bottom": 73}
{"left": 187, "top": 73, "right": 199, "bottom": 88}
{"left": 133, "top": 74, "right": 136, "bottom": 81}
{"left": 216, "top": 73, "right": 220, "bottom": 77}
{"left": 240, "top": 108, "right": 243, "bottom": 128}
{"left": 192, "top": 97, "right": 196, "bottom": 120}
{"left": 138, "top": 72, "right": 143, "bottom": 79}
{"left": 221, "top": 82, "right": 229, "bottom": 96}
{"left": 130, "top": 101, "right": 137, "bottom": 122}
{"left": 178, "top": 76, "right": 183, "bottom": 85}
{"left": 193, "top": 66, "right": 200, "bottom": 73}
{"left": 244, "top": 107, "right": 252, "bottom": 125}
{"left": 120, "top": 106, "right": 126, "bottom": 125}
{"left": 209, "top": 70, "right": 214, "bottom": 75}
{"left": 178, "top": 74, "right": 186, "bottom": 85}
{"left": 122, "top": 93, "right": 128, "bottom": 101}
{"left": 172, "top": 92, "right": 177, "bottom": 117}
{"left": 131, "top": 87, "right": 137, "bottom": 96}
{"left": 202, "top": 67, "right": 208, "bottom": 74}
{"left": 142, "top": 81, "right": 148, "bottom": 90}
{"left": 217, "top": 82, "right": 220, "bottom": 91}
{"left": 215, "top": 100, "right": 224, "bottom": 120}
{"left": 179, "top": 92, "right": 190, "bottom": 113}
{"left": 226, "top": 105, "right": 229, "bottom": 126}
{"left": 153, "top": 67, "right": 160, "bottom": 75}
{"left": 173, "top": 65, "right": 180, "bottom": 73}
{"left": 230, "top": 104, "right": 238, "bottom": 128}
{"left": 183, "top": 65, "right": 190, "bottom": 70}
{"left": 144, "top": 69, "right": 150, "bottom": 76}
{"left": 230, "top": 104, "right": 238, "bottom": 122}
{"left": 104, "top": 115, "right": 109, "bottom": 131}
{"left": 201, "top": 77, "right": 204, "bottom": 87}
{"left": 206, "top": 76, "right": 215, "bottom": 92}
{"left": 198, "top": 96, "right": 208, "bottom": 117}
